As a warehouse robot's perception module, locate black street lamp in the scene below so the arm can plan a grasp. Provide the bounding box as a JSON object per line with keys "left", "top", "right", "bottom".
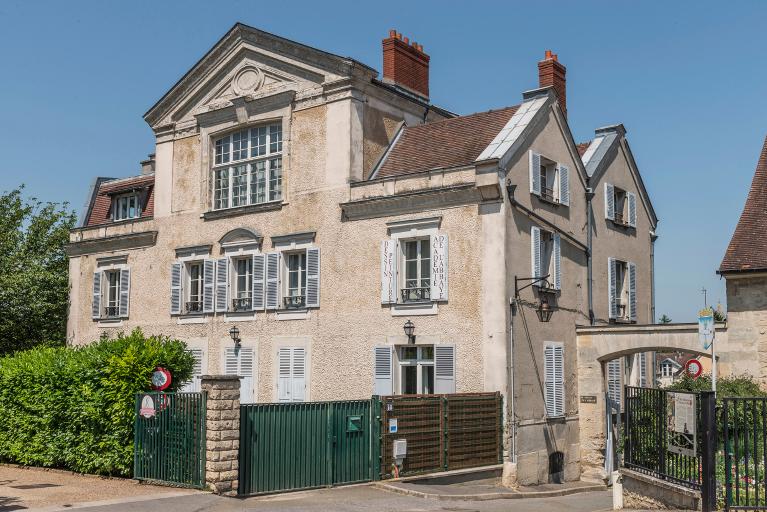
{"left": 229, "top": 326, "right": 241, "bottom": 348}
{"left": 403, "top": 320, "right": 416, "bottom": 344}
{"left": 514, "top": 274, "right": 557, "bottom": 323}
{"left": 535, "top": 295, "right": 555, "bottom": 323}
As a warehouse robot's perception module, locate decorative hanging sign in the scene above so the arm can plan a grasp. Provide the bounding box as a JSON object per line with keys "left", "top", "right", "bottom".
{"left": 685, "top": 358, "right": 703, "bottom": 379}
{"left": 698, "top": 307, "right": 715, "bottom": 350}
{"left": 151, "top": 367, "right": 172, "bottom": 391}
{"left": 139, "top": 394, "right": 156, "bottom": 418}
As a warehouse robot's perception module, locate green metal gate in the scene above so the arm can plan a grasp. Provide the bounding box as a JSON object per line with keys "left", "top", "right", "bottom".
{"left": 239, "top": 400, "right": 378, "bottom": 495}
{"left": 133, "top": 392, "right": 206, "bottom": 488}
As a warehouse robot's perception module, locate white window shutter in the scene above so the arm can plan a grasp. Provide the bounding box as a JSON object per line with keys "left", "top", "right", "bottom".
{"left": 531, "top": 227, "right": 542, "bottom": 280}
{"left": 239, "top": 347, "right": 254, "bottom": 403}
{"left": 558, "top": 164, "right": 570, "bottom": 206}
{"left": 278, "top": 348, "right": 292, "bottom": 402}
{"left": 529, "top": 151, "right": 541, "bottom": 195}
{"left": 553, "top": 234, "right": 562, "bottom": 290}
{"left": 91, "top": 271, "right": 101, "bottom": 319}
{"left": 252, "top": 254, "right": 265, "bottom": 311}
{"left": 544, "top": 345, "right": 555, "bottom": 416}
{"left": 181, "top": 349, "right": 204, "bottom": 392}
{"left": 170, "top": 262, "right": 183, "bottom": 315}
{"left": 605, "top": 183, "right": 615, "bottom": 220}
{"left": 305, "top": 248, "right": 320, "bottom": 308}
{"left": 608, "top": 258, "right": 617, "bottom": 319}
{"left": 628, "top": 262, "right": 637, "bottom": 321}
{"left": 265, "top": 253, "right": 280, "bottom": 309}
{"left": 627, "top": 192, "right": 637, "bottom": 228}
{"left": 430, "top": 234, "right": 448, "bottom": 301}
{"left": 554, "top": 345, "right": 564, "bottom": 416}
{"left": 434, "top": 345, "right": 456, "bottom": 394}
{"left": 380, "top": 240, "right": 398, "bottom": 304}
{"left": 639, "top": 353, "right": 647, "bottom": 387}
{"left": 215, "top": 258, "right": 229, "bottom": 312}
{"left": 607, "top": 359, "right": 621, "bottom": 411}
{"left": 373, "top": 346, "right": 393, "bottom": 396}
{"left": 202, "top": 259, "right": 215, "bottom": 314}
{"left": 119, "top": 268, "right": 131, "bottom": 318}
{"left": 544, "top": 343, "right": 564, "bottom": 417}
{"left": 291, "top": 348, "right": 306, "bottom": 402}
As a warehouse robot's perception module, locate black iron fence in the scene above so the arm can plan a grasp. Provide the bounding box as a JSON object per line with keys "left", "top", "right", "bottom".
{"left": 722, "top": 397, "right": 767, "bottom": 510}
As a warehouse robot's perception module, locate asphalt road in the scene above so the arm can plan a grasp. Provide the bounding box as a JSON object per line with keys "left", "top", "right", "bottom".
{"left": 66, "top": 486, "right": 613, "bottom": 512}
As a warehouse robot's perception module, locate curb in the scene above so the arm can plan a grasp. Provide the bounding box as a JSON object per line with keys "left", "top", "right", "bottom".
{"left": 374, "top": 481, "right": 607, "bottom": 501}
{"left": 25, "top": 490, "right": 201, "bottom": 512}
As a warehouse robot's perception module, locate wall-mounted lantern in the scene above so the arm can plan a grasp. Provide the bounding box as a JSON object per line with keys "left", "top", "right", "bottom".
{"left": 228, "top": 326, "right": 241, "bottom": 348}
{"left": 403, "top": 320, "right": 416, "bottom": 344}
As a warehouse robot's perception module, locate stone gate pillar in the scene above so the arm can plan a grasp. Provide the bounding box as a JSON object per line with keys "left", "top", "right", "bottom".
{"left": 201, "top": 375, "right": 241, "bottom": 495}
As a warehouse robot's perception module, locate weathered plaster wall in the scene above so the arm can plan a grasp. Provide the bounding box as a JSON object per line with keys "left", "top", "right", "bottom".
{"left": 362, "top": 104, "right": 402, "bottom": 177}
{"left": 724, "top": 275, "right": 767, "bottom": 383}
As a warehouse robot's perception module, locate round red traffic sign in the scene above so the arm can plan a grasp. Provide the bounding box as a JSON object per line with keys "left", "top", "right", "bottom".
{"left": 685, "top": 358, "right": 703, "bottom": 379}
{"left": 151, "top": 367, "right": 172, "bottom": 390}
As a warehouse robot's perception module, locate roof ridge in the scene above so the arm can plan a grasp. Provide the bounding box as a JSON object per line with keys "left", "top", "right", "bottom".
{"left": 409, "top": 105, "right": 519, "bottom": 130}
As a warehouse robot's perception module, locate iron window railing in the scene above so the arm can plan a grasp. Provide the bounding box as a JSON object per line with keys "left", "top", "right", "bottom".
{"left": 614, "top": 211, "right": 627, "bottom": 226}
{"left": 185, "top": 301, "right": 203, "bottom": 313}
{"left": 283, "top": 295, "right": 305, "bottom": 309}
{"left": 104, "top": 306, "right": 120, "bottom": 318}
{"left": 401, "top": 287, "right": 431, "bottom": 303}
{"left": 232, "top": 297, "right": 252, "bottom": 312}
{"left": 541, "top": 186, "right": 556, "bottom": 202}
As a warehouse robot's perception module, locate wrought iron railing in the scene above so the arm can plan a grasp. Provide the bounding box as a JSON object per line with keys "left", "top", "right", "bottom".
{"left": 615, "top": 211, "right": 627, "bottom": 225}
{"left": 103, "top": 305, "right": 120, "bottom": 318}
{"left": 283, "top": 295, "right": 305, "bottom": 309}
{"left": 232, "top": 297, "right": 252, "bottom": 311}
{"left": 401, "top": 287, "right": 430, "bottom": 303}
{"left": 185, "top": 301, "right": 203, "bottom": 313}
{"left": 541, "top": 186, "right": 556, "bottom": 202}
{"left": 723, "top": 397, "right": 767, "bottom": 510}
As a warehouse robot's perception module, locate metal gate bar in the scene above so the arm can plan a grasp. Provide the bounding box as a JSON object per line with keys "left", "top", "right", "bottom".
{"left": 723, "top": 397, "right": 767, "bottom": 510}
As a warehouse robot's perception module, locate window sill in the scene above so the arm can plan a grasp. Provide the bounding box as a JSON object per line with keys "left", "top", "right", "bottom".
{"left": 609, "top": 219, "right": 634, "bottom": 230}
{"left": 96, "top": 317, "right": 124, "bottom": 327}
{"left": 535, "top": 195, "right": 564, "bottom": 207}
{"left": 391, "top": 302, "right": 438, "bottom": 317}
{"left": 275, "top": 309, "right": 310, "bottom": 321}
{"left": 224, "top": 310, "right": 257, "bottom": 322}
{"left": 610, "top": 318, "right": 636, "bottom": 325}
{"left": 177, "top": 314, "right": 208, "bottom": 324}
{"left": 202, "top": 201, "right": 283, "bottom": 221}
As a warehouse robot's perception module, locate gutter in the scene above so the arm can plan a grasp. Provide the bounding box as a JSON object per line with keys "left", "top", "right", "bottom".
{"left": 586, "top": 188, "right": 595, "bottom": 324}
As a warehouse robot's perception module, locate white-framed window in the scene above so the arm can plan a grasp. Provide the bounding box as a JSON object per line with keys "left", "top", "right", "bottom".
{"left": 381, "top": 234, "right": 448, "bottom": 305}
{"left": 661, "top": 360, "right": 675, "bottom": 378}
{"left": 231, "top": 257, "right": 253, "bottom": 312}
{"left": 186, "top": 261, "right": 204, "bottom": 313}
{"left": 211, "top": 123, "right": 283, "bottom": 210}
{"left": 604, "top": 183, "right": 637, "bottom": 227}
{"left": 531, "top": 226, "right": 561, "bottom": 290}
{"left": 261, "top": 247, "right": 320, "bottom": 311}
{"left": 608, "top": 258, "right": 636, "bottom": 321}
{"left": 171, "top": 259, "right": 215, "bottom": 315}
{"left": 277, "top": 347, "right": 306, "bottom": 402}
{"left": 92, "top": 266, "right": 130, "bottom": 320}
{"left": 544, "top": 342, "right": 565, "bottom": 417}
{"left": 112, "top": 193, "right": 141, "bottom": 221}
{"left": 529, "top": 151, "right": 569, "bottom": 206}
{"left": 398, "top": 346, "right": 434, "bottom": 394}
{"left": 284, "top": 251, "right": 307, "bottom": 309}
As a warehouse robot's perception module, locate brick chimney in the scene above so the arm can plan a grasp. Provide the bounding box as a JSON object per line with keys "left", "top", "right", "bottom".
{"left": 382, "top": 29, "right": 430, "bottom": 100}
{"left": 538, "top": 49, "right": 567, "bottom": 117}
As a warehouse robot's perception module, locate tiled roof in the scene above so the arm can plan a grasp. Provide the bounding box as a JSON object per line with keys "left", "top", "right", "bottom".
{"left": 720, "top": 135, "right": 767, "bottom": 273}
{"left": 85, "top": 174, "right": 155, "bottom": 227}
{"left": 372, "top": 106, "right": 518, "bottom": 179}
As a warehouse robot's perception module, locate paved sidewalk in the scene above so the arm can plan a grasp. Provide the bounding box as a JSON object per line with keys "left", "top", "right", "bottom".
{"left": 0, "top": 465, "right": 195, "bottom": 511}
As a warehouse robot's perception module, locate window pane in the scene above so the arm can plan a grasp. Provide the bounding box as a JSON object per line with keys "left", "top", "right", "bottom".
{"left": 231, "top": 165, "right": 247, "bottom": 207}
{"left": 232, "top": 130, "right": 248, "bottom": 161}
{"left": 404, "top": 241, "right": 417, "bottom": 260}
{"left": 402, "top": 366, "right": 417, "bottom": 394}
{"left": 405, "top": 260, "right": 417, "bottom": 283}
{"left": 214, "top": 168, "right": 230, "bottom": 209}
{"left": 269, "top": 124, "right": 282, "bottom": 153}
{"left": 269, "top": 158, "right": 282, "bottom": 201}
{"left": 420, "top": 346, "right": 434, "bottom": 360}
{"left": 421, "top": 365, "right": 434, "bottom": 394}
{"left": 250, "top": 161, "right": 267, "bottom": 204}
{"left": 400, "top": 347, "right": 417, "bottom": 361}
{"left": 215, "top": 135, "right": 230, "bottom": 164}
{"left": 251, "top": 127, "right": 267, "bottom": 157}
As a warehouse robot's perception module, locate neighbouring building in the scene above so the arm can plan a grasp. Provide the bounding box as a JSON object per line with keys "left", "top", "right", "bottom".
{"left": 65, "top": 24, "right": 657, "bottom": 484}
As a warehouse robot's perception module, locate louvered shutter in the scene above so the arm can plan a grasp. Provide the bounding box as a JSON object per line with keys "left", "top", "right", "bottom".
{"left": 278, "top": 348, "right": 292, "bottom": 402}
{"left": 558, "top": 164, "right": 570, "bottom": 206}
{"left": 607, "top": 359, "right": 621, "bottom": 412}
{"left": 627, "top": 192, "right": 637, "bottom": 228}
{"left": 544, "top": 344, "right": 564, "bottom": 417}
{"left": 305, "top": 248, "right": 320, "bottom": 308}
{"left": 374, "top": 346, "right": 393, "bottom": 396}
{"left": 91, "top": 271, "right": 101, "bottom": 319}
{"left": 202, "top": 259, "right": 215, "bottom": 313}
{"left": 628, "top": 262, "right": 637, "bottom": 321}
{"left": 544, "top": 345, "right": 556, "bottom": 416}
{"left": 434, "top": 345, "right": 456, "bottom": 394}
{"left": 215, "top": 258, "right": 229, "bottom": 312}
{"left": 239, "top": 347, "right": 254, "bottom": 403}
{"left": 608, "top": 258, "right": 617, "bottom": 319}
{"left": 553, "top": 234, "right": 562, "bottom": 290}
{"left": 605, "top": 183, "right": 615, "bottom": 220}
{"left": 529, "top": 151, "right": 541, "bottom": 195}
{"left": 554, "top": 344, "right": 564, "bottom": 416}
{"left": 252, "top": 254, "right": 265, "bottom": 311}
{"left": 170, "top": 262, "right": 183, "bottom": 314}
{"left": 118, "top": 268, "right": 131, "bottom": 317}
{"left": 380, "top": 240, "right": 398, "bottom": 304}
{"left": 430, "top": 234, "right": 448, "bottom": 301}
{"left": 291, "top": 348, "right": 306, "bottom": 402}
{"left": 531, "top": 227, "right": 542, "bottom": 279}
{"left": 639, "top": 353, "right": 647, "bottom": 388}
{"left": 182, "top": 349, "right": 204, "bottom": 392}
{"left": 265, "top": 253, "right": 280, "bottom": 309}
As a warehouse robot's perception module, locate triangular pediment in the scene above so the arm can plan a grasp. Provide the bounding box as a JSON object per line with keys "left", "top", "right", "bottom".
{"left": 144, "top": 23, "right": 377, "bottom": 129}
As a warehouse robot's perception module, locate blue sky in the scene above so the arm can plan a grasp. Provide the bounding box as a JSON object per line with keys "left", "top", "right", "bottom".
{"left": 1, "top": 1, "right": 765, "bottom": 322}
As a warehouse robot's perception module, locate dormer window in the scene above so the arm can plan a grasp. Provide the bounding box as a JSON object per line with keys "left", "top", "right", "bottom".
{"left": 605, "top": 183, "right": 637, "bottom": 228}
{"left": 529, "top": 151, "right": 570, "bottom": 206}
{"left": 212, "top": 123, "right": 283, "bottom": 211}
{"left": 113, "top": 193, "right": 141, "bottom": 221}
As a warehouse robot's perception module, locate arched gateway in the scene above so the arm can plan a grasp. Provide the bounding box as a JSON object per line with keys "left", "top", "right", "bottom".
{"left": 575, "top": 322, "right": 726, "bottom": 482}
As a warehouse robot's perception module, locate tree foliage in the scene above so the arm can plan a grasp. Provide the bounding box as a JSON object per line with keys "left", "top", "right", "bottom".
{"left": 0, "top": 187, "right": 76, "bottom": 354}
{"left": 0, "top": 329, "right": 194, "bottom": 476}
{"left": 659, "top": 314, "right": 672, "bottom": 324}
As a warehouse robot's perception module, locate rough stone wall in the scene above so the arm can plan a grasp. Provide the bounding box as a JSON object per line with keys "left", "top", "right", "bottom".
{"left": 723, "top": 275, "right": 767, "bottom": 383}
{"left": 201, "top": 375, "right": 240, "bottom": 495}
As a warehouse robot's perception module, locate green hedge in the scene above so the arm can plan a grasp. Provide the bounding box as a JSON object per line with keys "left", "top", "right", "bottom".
{"left": 0, "top": 329, "right": 194, "bottom": 476}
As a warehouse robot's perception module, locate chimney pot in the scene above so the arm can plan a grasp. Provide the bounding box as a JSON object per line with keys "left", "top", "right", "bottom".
{"left": 545, "top": 49, "right": 552, "bottom": 59}
{"left": 382, "top": 29, "right": 430, "bottom": 99}
{"left": 403, "top": 36, "right": 409, "bottom": 44}
{"left": 389, "top": 29, "right": 396, "bottom": 38}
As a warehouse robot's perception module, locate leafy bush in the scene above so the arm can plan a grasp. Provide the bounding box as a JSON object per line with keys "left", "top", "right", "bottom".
{"left": 0, "top": 329, "right": 194, "bottom": 476}
{"left": 666, "top": 373, "right": 767, "bottom": 398}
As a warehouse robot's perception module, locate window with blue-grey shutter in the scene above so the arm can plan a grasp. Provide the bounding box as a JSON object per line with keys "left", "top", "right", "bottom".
{"left": 605, "top": 183, "right": 615, "bottom": 220}
{"left": 265, "top": 253, "right": 280, "bottom": 309}
{"left": 170, "top": 262, "right": 183, "bottom": 314}
{"left": 252, "top": 254, "right": 265, "bottom": 310}
{"left": 215, "top": 258, "right": 228, "bottom": 312}
{"left": 607, "top": 359, "right": 621, "bottom": 412}
{"left": 203, "top": 259, "right": 215, "bottom": 313}
{"left": 305, "top": 248, "right": 320, "bottom": 308}
{"left": 119, "top": 268, "right": 130, "bottom": 317}
{"left": 552, "top": 234, "right": 561, "bottom": 290}
{"left": 92, "top": 271, "right": 101, "bottom": 319}
{"left": 557, "top": 164, "right": 570, "bottom": 206}
{"left": 628, "top": 262, "right": 637, "bottom": 321}
{"left": 529, "top": 151, "right": 542, "bottom": 195}
{"left": 608, "top": 257, "right": 618, "bottom": 319}
{"left": 544, "top": 343, "right": 565, "bottom": 417}
{"left": 531, "top": 226, "right": 542, "bottom": 280}
{"left": 627, "top": 192, "right": 637, "bottom": 228}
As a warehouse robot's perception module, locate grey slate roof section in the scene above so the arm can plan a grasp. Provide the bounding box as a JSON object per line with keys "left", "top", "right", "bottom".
{"left": 78, "top": 177, "right": 115, "bottom": 227}
{"left": 582, "top": 124, "right": 626, "bottom": 178}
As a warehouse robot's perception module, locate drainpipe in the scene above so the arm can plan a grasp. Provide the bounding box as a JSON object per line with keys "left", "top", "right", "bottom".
{"left": 650, "top": 231, "right": 658, "bottom": 323}
{"left": 586, "top": 188, "right": 595, "bottom": 324}
{"left": 508, "top": 300, "right": 516, "bottom": 463}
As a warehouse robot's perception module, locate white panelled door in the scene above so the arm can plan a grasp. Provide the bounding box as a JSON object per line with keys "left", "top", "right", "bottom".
{"left": 223, "top": 347, "right": 255, "bottom": 403}
{"left": 277, "top": 347, "right": 306, "bottom": 402}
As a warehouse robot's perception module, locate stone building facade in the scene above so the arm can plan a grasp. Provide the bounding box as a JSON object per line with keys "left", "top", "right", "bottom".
{"left": 66, "top": 24, "right": 657, "bottom": 484}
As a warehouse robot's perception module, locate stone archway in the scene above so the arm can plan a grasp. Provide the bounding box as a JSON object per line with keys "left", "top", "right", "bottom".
{"left": 576, "top": 323, "right": 726, "bottom": 482}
